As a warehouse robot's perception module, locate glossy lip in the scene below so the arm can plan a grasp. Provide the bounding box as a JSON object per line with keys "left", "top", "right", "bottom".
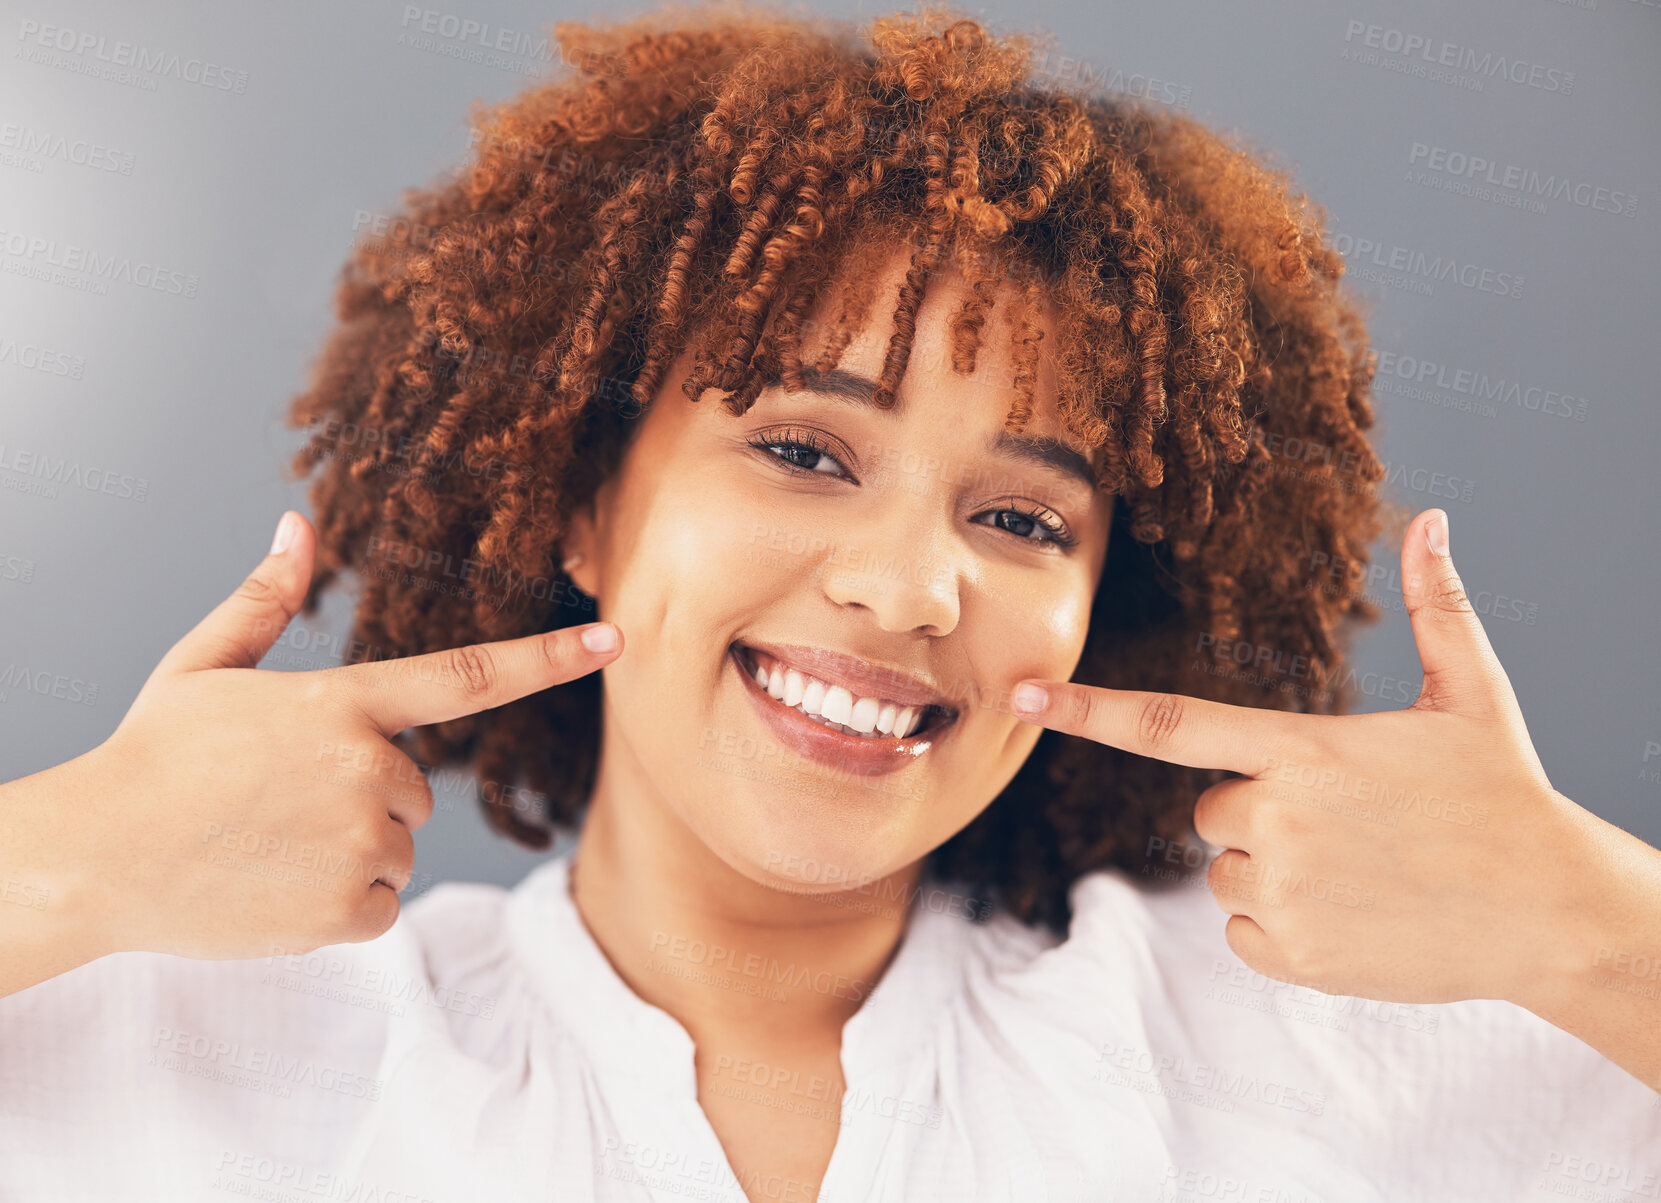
{"left": 729, "top": 644, "right": 956, "bottom": 776}
{"left": 737, "top": 639, "right": 960, "bottom": 712}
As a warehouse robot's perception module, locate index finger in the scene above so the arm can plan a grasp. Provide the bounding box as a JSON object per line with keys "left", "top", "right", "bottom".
{"left": 328, "top": 621, "right": 622, "bottom": 737}
{"left": 1008, "top": 680, "right": 1296, "bottom": 776}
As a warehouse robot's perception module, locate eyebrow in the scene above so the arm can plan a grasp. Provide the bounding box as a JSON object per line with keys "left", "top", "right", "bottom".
{"left": 766, "top": 365, "right": 1099, "bottom": 491}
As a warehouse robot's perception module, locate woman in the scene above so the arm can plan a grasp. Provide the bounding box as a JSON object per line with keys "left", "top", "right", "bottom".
{"left": 2, "top": 6, "right": 1657, "bottom": 1200}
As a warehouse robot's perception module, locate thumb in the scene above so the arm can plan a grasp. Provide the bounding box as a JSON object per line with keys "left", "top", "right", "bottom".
{"left": 1400, "top": 508, "right": 1509, "bottom": 715}
{"left": 155, "top": 511, "right": 315, "bottom": 676}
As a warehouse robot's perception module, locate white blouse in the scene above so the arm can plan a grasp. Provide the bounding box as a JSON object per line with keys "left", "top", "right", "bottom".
{"left": 1, "top": 851, "right": 1656, "bottom": 1202}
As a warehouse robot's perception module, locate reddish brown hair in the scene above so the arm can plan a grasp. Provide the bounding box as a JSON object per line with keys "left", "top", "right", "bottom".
{"left": 286, "top": 2, "right": 1387, "bottom": 934}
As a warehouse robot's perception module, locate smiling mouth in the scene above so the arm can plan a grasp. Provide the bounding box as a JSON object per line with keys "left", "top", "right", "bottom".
{"left": 731, "top": 643, "right": 958, "bottom": 743}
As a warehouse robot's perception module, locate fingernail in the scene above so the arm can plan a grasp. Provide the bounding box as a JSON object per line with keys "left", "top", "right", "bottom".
{"left": 580, "top": 623, "right": 618, "bottom": 654}
{"left": 1425, "top": 510, "right": 1449, "bottom": 556}
{"left": 1011, "top": 683, "right": 1048, "bottom": 714}
{"left": 269, "top": 512, "right": 296, "bottom": 556}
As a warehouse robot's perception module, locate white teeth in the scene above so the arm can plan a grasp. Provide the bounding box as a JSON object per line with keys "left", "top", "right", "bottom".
{"left": 821, "top": 685, "right": 854, "bottom": 726}
{"left": 848, "top": 696, "right": 880, "bottom": 734}
{"left": 743, "top": 649, "right": 944, "bottom": 740}
{"left": 782, "top": 669, "right": 806, "bottom": 708}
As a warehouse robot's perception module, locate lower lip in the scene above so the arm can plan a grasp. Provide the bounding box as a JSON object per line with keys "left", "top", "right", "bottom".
{"left": 729, "top": 645, "right": 951, "bottom": 778}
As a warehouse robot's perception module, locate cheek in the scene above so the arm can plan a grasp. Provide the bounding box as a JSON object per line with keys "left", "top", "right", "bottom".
{"left": 975, "top": 573, "right": 1095, "bottom": 687}
{"left": 599, "top": 473, "right": 803, "bottom": 714}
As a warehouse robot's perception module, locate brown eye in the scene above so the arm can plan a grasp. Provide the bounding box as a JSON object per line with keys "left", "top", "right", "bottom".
{"left": 747, "top": 431, "right": 850, "bottom": 478}
{"left": 971, "top": 503, "right": 1075, "bottom": 548}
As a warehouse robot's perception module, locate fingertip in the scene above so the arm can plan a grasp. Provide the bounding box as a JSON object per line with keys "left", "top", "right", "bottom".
{"left": 267, "top": 510, "right": 314, "bottom": 563}
{"left": 579, "top": 621, "right": 620, "bottom": 655}
{"left": 269, "top": 511, "right": 297, "bottom": 556}
{"left": 1010, "top": 681, "right": 1049, "bottom": 717}
{"left": 1424, "top": 508, "right": 1450, "bottom": 557}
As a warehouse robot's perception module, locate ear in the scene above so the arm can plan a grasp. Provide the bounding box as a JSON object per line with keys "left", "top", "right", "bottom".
{"left": 561, "top": 486, "right": 608, "bottom": 601}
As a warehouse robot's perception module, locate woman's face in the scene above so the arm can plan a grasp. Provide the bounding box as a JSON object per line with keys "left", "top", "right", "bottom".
{"left": 567, "top": 245, "right": 1113, "bottom": 895}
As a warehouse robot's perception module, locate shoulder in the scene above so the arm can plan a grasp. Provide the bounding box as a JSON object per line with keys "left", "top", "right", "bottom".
{"left": 0, "top": 867, "right": 555, "bottom": 1196}
{"left": 943, "top": 864, "right": 1661, "bottom": 1193}
{"left": 0, "top": 871, "right": 534, "bottom": 1106}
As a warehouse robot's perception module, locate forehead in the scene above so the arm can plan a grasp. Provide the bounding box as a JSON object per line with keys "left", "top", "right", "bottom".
{"left": 795, "top": 235, "right": 1066, "bottom": 423}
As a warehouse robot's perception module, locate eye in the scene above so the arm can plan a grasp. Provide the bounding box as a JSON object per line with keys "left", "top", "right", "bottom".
{"left": 746, "top": 427, "right": 852, "bottom": 479}
{"left": 745, "top": 431, "right": 1077, "bottom": 550}
{"left": 972, "top": 499, "right": 1077, "bottom": 549}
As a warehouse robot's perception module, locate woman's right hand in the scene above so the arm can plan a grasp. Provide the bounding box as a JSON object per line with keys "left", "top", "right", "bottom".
{"left": 5, "top": 510, "right": 621, "bottom": 979}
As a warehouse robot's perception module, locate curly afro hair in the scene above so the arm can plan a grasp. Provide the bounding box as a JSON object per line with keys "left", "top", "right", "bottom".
{"left": 285, "top": 1, "right": 1389, "bottom": 935}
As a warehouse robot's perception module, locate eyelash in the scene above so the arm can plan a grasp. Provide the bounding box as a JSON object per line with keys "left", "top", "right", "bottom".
{"left": 745, "top": 429, "right": 1078, "bottom": 549}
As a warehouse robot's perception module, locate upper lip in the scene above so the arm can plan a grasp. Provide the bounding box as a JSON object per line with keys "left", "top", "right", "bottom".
{"left": 736, "top": 640, "right": 960, "bottom": 714}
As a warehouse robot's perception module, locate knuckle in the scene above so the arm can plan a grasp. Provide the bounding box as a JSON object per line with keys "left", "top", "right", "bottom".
{"left": 324, "top": 880, "right": 365, "bottom": 934}
{"left": 1281, "top": 941, "right": 1318, "bottom": 983}
{"left": 1192, "top": 781, "right": 1234, "bottom": 845}
{"left": 347, "top": 890, "right": 400, "bottom": 942}
{"left": 443, "top": 644, "right": 498, "bottom": 698}
{"left": 1191, "top": 789, "right": 1216, "bottom": 840}
{"left": 341, "top": 811, "right": 383, "bottom": 853}
{"left": 1429, "top": 572, "right": 1473, "bottom": 614}
{"left": 1254, "top": 795, "right": 1298, "bottom": 842}
{"left": 399, "top": 775, "right": 436, "bottom": 828}
{"left": 1207, "top": 849, "right": 1243, "bottom": 898}
{"left": 1267, "top": 725, "right": 1325, "bottom": 778}
{"left": 294, "top": 671, "right": 332, "bottom": 708}
{"left": 1061, "top": 685, "right": 1095, "bottom": 729}
{"left": 537, "top": 630, "right": 574, "bottom": 677}
{"left": 1137, "top": 694, "right": 1185, "bottom": 753}
{"left": 1223, "top": 915, "right": 1253, "bottom": 964}
{"left": 232, "top": 571, "right": 284, "bottom": 609}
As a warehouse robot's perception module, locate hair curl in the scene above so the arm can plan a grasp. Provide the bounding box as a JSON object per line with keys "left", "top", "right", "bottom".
{"left": 285, "top": 1, "right": 1389, "bottom": 935}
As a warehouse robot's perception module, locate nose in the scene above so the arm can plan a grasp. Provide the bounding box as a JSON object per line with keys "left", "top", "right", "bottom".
{"left": 819, "top": 519, "right": 963, "bottom": 638}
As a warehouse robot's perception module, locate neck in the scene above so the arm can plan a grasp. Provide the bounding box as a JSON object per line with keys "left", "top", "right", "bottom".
{"left": 569, "top": 731, "right": 922, "bottom": 1045}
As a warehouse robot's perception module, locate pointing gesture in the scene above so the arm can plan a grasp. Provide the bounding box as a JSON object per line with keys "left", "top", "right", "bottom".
{"left": 62, "top": 511, "right": 622, "bottom": 966}
{"left": 1010, "top": 509, "right": 1603, "bottom": 1011}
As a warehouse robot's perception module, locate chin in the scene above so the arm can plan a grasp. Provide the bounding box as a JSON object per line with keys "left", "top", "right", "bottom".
{"left": 678, "top": 768, "right": 932, "bottom": 898}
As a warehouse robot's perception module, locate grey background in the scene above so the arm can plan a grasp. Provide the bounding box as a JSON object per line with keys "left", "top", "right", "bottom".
{"left": 1, "top": 0, "right": 1656, "bottom": 898}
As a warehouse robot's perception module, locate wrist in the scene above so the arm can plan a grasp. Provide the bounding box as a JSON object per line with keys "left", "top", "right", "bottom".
{"left": 2, "top": 746, "right": 127, "bottom": 967}
{"left": 1510, "top": 792, "right": 1661, "bottom": 1020}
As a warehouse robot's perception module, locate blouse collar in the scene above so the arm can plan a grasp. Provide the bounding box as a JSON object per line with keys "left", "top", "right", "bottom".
{"left": 504, "top": 852, "right": 977, "bottom": 1093}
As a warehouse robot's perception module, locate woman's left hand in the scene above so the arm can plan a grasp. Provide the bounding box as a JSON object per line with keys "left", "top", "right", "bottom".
{"left": 1008, "top": 509, "right": 1650, "bottom": 1026}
